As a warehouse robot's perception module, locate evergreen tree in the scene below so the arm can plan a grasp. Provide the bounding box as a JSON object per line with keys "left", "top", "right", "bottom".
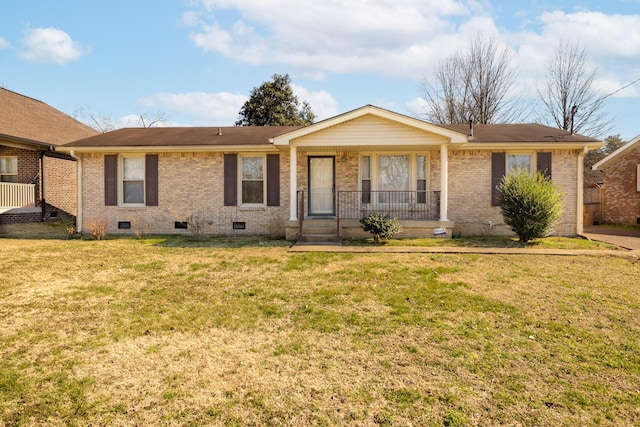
{"left": 236, "top": 74, "right": 315, "bottom": 126}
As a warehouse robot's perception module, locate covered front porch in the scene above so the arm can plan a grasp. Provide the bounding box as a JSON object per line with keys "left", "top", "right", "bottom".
{"left": 271, "top": 106, "right": 468, "bottom": 242}
{"left": 288, "top": 189, "right": 453, "bottom": 241}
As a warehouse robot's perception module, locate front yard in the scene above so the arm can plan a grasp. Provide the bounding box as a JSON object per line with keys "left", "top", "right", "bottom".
{"left": 1, "top": 236, "right": 639, "bottom": 425}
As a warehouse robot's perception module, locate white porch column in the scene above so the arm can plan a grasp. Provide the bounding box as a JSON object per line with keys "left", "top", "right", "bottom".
{"left": 289, "top": 145, "right": 298, "bottom": 221}
{"left": 440, "top": 143, "right": 449, "bottom": 221}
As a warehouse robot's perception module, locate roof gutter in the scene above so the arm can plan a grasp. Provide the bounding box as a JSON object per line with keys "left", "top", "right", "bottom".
{"left": 55, "top": 144, "right": 280, "bottom": 154}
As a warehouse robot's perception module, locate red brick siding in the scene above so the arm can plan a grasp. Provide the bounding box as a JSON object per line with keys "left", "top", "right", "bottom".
{"left": 602, "top": 145, "right": 640, "bottom": 225}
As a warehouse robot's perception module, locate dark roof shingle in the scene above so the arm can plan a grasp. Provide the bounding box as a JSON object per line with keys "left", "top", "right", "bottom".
{"left": 441, "top": 123, "right": 600, "bottom": 143}
{"left": 0, "top": 88, "right": 97, "bottom": 146}
{"left": 63, "top": 126, "right": 303, "bottom": 148}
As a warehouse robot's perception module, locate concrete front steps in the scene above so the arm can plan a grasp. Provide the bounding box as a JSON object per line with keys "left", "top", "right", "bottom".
{"left": 295, "top": 219, "right": 341, "bottom": 243}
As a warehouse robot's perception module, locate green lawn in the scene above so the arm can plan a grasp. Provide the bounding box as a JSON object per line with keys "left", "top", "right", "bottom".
{"left": 1, "top": 236, "right": 639, "bottom": 426}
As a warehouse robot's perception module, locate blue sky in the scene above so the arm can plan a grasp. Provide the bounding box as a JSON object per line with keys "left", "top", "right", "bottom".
{"left": 1, "top": 0, "right": 639, "bottom": 139}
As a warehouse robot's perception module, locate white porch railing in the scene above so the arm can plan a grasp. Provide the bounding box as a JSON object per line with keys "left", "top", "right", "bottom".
{"left": 0, "top": 182, "right": 36, "bottom": 208}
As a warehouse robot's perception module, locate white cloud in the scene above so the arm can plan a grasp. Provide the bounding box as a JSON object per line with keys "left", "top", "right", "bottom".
{"left": 512, "top": 10, "right": 640, "bottom": 100}
{"left": 184, "top": 1, "right": 640, "bottom": 109}
{"left": 21, "top": 27, "right": 87, "bottom": 64}
{"left": 137, "top": 86, "right": 338, "bottom": 125}
{"left": 186, "top": 0, "right": 476, "bottom": 79}
{"left": 0, "top": 37, "right": 9, "bottom": 49}
{"left": 137, "top": 91, "right": 247, "bottom": 125}
{"left": 291, "top": 84, "right": 338, "bottom": 120}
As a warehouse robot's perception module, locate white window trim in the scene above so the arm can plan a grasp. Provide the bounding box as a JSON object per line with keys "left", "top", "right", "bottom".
{"left": 0, "top": 156, "right": 18, "bottom": 182}
{"left": 636, "top": 164, "right": 640, "bottom": 192}
{"left": 238, "top": 153, "right": 266, "bottom": 207}
{"left": 119, "top": 155, "right": 146, "bottom": 207}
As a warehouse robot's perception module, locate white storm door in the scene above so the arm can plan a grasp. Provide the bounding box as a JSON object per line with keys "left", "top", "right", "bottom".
{"left": 308, "top": 156, "right": 335, "bottom": 216}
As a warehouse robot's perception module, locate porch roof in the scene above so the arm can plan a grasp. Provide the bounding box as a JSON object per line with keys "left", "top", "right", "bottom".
{"left": 272, "top": 105, "right": 469, "bottom": 150}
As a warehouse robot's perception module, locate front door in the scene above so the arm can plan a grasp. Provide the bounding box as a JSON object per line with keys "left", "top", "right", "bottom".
{"left": 308, "top": 156, "right": 335, "bottom": 216}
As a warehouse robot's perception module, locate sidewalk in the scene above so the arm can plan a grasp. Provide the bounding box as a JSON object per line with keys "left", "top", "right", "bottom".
{"left": 582, "top": 225, "right": 640, "bottom": 251}
{"left": 291, "top": 226, "right": 640, "bottom": 258}
{"left": 290, "top": 242, "right": 640, "bottom": 258}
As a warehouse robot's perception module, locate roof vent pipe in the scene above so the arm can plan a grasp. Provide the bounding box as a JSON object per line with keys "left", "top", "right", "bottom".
{"left": 468, "top": 119, "right": 474, "bottom": 140}
{"left": 217, "top": 127, "right": 222, "bottom": 136}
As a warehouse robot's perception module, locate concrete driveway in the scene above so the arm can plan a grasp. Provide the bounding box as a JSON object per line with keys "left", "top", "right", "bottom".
{"left": 582, "top": 225, "right": 640, "bottom": 250}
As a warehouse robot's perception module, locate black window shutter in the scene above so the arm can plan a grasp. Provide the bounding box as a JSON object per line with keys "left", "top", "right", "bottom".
{"left": 104, "top": 155, "right": 118, "bottom": 206}
{"left": 224, "top": 154, "right": 238, "bottom": 206}
{"left": 145, "top": 154, "right": 159, "bottom": 206}
{"left": 537, "top": 152, "right": 552, "bottom": 179}
{"left": 491, "top": 152, "right": 506, "bottom": 206}
{"left": 266, "top": 154, "right": 280, "bottom": 206}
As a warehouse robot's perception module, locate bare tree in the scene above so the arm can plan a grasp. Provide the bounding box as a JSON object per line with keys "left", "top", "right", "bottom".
{"left": 536, "top": 40, "right": 610, "bottom": 137}
{"left": 422, "top": 35, "right": 522, "bottom": 124}
{"left": 73, "top": 106, "right": 167, "bottom": 132}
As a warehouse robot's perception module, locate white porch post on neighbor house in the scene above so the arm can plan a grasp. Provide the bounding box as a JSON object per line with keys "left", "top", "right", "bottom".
{"left": 440, "top": 143, "right": 449, "bottom": 221}
{"left": 289, "top": 145, "right": 298, "bottom": 221}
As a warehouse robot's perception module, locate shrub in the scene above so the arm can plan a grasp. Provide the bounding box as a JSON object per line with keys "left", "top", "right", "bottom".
{"left": 85, "top": 217, "right": 107, "bottom": 240}
{"left": 360, "top": 213, "right": 402, "bottom": 243}
{"left": 499, "top": 169, "right": 563, "bottom": 242}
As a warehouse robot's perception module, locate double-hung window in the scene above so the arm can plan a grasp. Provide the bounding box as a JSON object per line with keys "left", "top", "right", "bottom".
{"left": 122, "top": 156, "right": 145, "bottom": 204}
{"left": 240, "top": 155, "right": 264, "bottom": 205}
{"left": 0, "top": 157, "right": 18, "bottom": 182}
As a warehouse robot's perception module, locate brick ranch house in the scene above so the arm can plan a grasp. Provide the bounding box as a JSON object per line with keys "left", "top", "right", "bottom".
{"left": 0, "top": 88, "right": 98, "bottom": 224}
{"left": 592, "top": 134, "right": 640, "bottom": 226}
{"left": 57, "top": 105, "right": 601, "bottom": 240}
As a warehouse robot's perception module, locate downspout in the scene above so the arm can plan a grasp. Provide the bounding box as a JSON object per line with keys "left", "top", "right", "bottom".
{"left": 576, "top": 147, "right": 588, "bottom": 236}
{"left": 40, "top": 151, "right": 46, "bottom": 221}
{"left": 68, "top": 150, "right": 83, "bottom": 233}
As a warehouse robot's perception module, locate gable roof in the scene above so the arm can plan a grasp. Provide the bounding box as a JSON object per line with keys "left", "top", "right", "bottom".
{"left": 273, "top": 105, "right": 468, "bottom": 146}
{"left": 592, "top": 133, "right": 640, "bottom": 170}
{"left": 0, "top": 87, "right": 97, "bottom": 149}
{"left": 60, "top": 126, "right": 302, "bottom": 152}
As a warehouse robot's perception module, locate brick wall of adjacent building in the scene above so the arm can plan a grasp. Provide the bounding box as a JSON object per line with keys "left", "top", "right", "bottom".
{"left": 43, "top": 155, "right": 77, "bottom": 219}
{"left": 602, "top": 145, "right": 640, "bottom": 225}
{"left": 79, "top": 151, "right": 291, "bottom": 236}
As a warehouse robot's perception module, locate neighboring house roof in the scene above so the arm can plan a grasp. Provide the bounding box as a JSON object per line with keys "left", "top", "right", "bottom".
{"left": 592, "top": 133, "right": 640, "bottom": 170}
{"left": 61, "top": 126, "right": 302, "bottom": 151}
{"left": 0, "top": 87, "right": 97, "bottom": 148}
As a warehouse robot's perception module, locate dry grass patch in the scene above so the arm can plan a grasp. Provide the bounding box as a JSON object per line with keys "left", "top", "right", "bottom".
{"left": 1, "top": 238, "right": 639, "bottom": 425}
